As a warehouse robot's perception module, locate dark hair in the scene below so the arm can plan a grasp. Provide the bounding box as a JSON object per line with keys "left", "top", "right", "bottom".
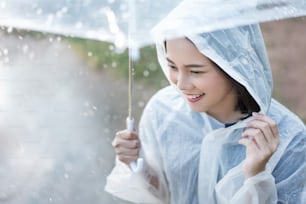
{"left": 164, "top": 40, "right": 260, "bottom": 114}
{"left": 214, "top": 64, "right": 260, "bottom": 114}
{"left": 234, "top": 80, "right": 261, "bottom": 114}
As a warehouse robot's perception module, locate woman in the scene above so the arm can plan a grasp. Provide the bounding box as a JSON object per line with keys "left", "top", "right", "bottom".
{"left": 105, "top": 24, "right": 306, "bottom": 204}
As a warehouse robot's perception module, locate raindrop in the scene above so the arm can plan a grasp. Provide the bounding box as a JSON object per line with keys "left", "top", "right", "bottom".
{"left": 36, "top": 8, "right": 43, "bottom": 15}
{"left": 6, "top": 27, "right": 13, "bottom": 33}
{"left": 114, "top": 34, "right": 126, "bottom": 51}
{"left": 111, "top": 61, "right": 117, "bottom": 68}
{"left": 60, "top": 7, "right": 68, "bottom": 14}
{"left": 49, "top": 37, "right": 53, "bottom": 42}
{"left": 64, "top": 173, "right": 69, "bottom": 179}
{"left": 87, "top": 52, "right": 93, "bottom": 57}
{"left": 29, "top": 52, "right": 35, "bottom": 60}
{"left": 18, "top": 35, "right": 23, "bottom": 40}
{"left": 143, "top": 70, "right": 150, "bottom": 77}
{"left": 46, "top": 14, "right": 54, "bottom": 25}
{"left": 2, "top": 48, "right": 8, "bottom": 55}
{"left": 56, "top": 36, "right": 61, "bottom": 42}
{"left": 92, "top": 105, "right": 97, "bottom": 110}
{"left": 49, "top": 197, "right": 53, "bottom": 202}
{"left": 84, "top": 101, "right": 90, "bottom": 107}
{"left": 56, "top": 7, "right": 68, "bottom": 18}
{"left": 108, "top": 45, "right": 115, "bottom": 51}
{"left": 149, "top": 63, "right": 158, "bottom": 71}
{"left": 22, "top": 44, "right": 29, "bottom": 53}
{"left": 108, "top": 0, "right": 115, "bottom": 3}
{"left": 75, "top": 21, "right": 83, "bottom": 29}
{"left": 102, "top": 7, "right": 121, "bottom": 35}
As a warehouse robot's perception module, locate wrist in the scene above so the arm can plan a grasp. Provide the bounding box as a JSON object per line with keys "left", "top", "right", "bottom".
{"left": 244, "top": 166, "right": 266, "bottom": 179}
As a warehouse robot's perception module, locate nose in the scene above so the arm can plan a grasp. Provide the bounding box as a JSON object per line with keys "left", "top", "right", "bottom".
{"left": 176, "top": 72, "right": 193, "bottom": 91}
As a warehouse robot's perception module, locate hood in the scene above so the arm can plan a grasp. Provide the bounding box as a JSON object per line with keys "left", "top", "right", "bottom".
{"left": 152, "top": 24, "right": 273, "bottom": 114}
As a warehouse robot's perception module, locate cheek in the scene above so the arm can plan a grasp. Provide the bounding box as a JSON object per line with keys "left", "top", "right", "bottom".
{"left": 208, "top": 78, "right": 233, "bottom": 97}
{"left": 168, "top": 70, "right": 177, "bottom": 84}
{"left": 195, "top": 81, "right": 210, "bottom": 91}
{"left": 195, "top": 76, "right": 224, "bottom": 92}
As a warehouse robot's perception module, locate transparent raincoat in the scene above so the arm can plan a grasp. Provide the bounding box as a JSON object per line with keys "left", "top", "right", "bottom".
{"left": 105, "top": 23, "right": 306, "bottom": 204}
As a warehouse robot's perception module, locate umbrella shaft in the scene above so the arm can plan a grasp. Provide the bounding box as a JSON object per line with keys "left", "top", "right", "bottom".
{"left": 128, "top": 54, "right": 133, "bottom": 119}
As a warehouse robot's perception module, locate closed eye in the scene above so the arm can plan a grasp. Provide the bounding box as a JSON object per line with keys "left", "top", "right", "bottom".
{"left": 168, "top": 64, "right": 178, "bottom": 71}
{"left": 191, "top": 70, "right": 206, "bottom": 74}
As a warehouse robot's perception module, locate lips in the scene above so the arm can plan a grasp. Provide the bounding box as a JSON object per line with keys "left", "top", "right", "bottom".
{"left": 186, "top": 93, "right": 205, "bottom": 103}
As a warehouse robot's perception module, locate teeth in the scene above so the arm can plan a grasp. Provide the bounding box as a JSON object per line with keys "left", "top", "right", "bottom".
{"left": 188, "top": 94, "right": 203, "bottom": 99}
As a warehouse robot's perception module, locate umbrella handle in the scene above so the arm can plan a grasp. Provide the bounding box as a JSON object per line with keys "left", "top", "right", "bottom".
{"left": 126, "top": 118, "right": 144, "bottom": 173}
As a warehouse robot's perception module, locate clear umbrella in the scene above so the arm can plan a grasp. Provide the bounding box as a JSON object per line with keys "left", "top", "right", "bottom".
{"left": 1, "top": 0, "right": 306, "bottom": 121}
{"left": 1, "top": 0, "right": 306, "bottom": 48}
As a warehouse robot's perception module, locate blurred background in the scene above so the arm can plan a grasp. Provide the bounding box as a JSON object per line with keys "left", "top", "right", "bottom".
{"left": 0, "top": 17, "right": 305, "bottom": 204}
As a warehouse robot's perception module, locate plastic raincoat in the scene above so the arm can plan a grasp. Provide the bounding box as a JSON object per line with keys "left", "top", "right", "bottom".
{"left": 105, "top": 24, "right": 306, "bottom": 204}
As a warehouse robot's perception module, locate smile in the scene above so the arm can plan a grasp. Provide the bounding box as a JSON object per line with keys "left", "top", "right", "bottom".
{"left": 186, "top": 93, "right": 205, "bottom": 103}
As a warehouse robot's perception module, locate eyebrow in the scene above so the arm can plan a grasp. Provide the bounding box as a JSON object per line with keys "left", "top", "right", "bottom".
{"left": 166, "top": 57, "right": 206, "bottom": 68}
{"left": 166, "top": 57, "right": 175, "bottom": 64}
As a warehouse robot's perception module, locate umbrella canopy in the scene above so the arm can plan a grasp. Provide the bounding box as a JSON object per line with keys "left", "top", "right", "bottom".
{"left": 0, "top": 0, "right": 180, "bottom": 50}
{"left": 1, "top": 0, "right": 306, "bottom": 50}
{"left": 151, "top": 0, "right": 306, "bottom": 42}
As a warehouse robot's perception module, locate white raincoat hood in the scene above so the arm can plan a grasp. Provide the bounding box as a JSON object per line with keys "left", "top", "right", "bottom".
{"left": 154, "top": 24, "right": 273, "bottom": 114}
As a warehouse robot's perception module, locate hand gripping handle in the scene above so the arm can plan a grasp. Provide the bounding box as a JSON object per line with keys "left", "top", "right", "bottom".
{"left": 127, "top": 118, "right": 143, "bottom": 173}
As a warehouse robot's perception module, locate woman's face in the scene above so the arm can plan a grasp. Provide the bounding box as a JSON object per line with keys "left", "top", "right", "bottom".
{"left": 166, "top": 38, "right": 239, "bottom": 122}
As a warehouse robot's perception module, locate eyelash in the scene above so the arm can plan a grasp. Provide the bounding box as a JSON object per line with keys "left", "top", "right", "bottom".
{"left": 168, "top": 65, "right": 177, "bottom": 70}
{"left": 191, "top": 71, "right": 205, "bottom": 74}
{"left": 168, "top": 65, "right": 205, "bottom": 74}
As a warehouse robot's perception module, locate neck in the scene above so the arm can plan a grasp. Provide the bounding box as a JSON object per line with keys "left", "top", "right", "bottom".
{"left": 207, "top": 87, "right": 246, "bottom": 124}
{"left": 208, "top": 110, "right": 249, "bottom": 124}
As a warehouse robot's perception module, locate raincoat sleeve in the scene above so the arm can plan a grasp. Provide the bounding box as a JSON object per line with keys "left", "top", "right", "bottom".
{"left": 215, "top": 125, "right": 306, "bottom": 204}
{"left": 105, "top": 96, "right": 170, "bottom": 204}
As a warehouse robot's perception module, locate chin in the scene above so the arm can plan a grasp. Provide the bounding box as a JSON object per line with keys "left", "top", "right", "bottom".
{"left": 189, "top": 105, "right": 207, "bottom": 113}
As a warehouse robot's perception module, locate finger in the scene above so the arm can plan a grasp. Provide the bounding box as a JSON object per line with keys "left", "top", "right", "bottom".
{"left": 252, "top": 112, "right": 278, "bottom": 136}
{"left": 115, "top": 145, "right": 140, "bottom": 156}
{"left": 242, "top": 128, "right": 264, "bottom": 149}
{"left": 242, "top": 128, "right": 278, "bottom": 155}
{"left": 246, "top": 119, "right": 274, "bottom": 144}
{"left": 118, "top": 154, "right": 139, "bottom": 165}
{"left": 116, "top": 130, "right": 138, "bottom": 140}
{"left": 239, "top": 137, "right": 258, "bottom": 153}
{"left": 112, "top": 136, "right": 140, "bottom": 148}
